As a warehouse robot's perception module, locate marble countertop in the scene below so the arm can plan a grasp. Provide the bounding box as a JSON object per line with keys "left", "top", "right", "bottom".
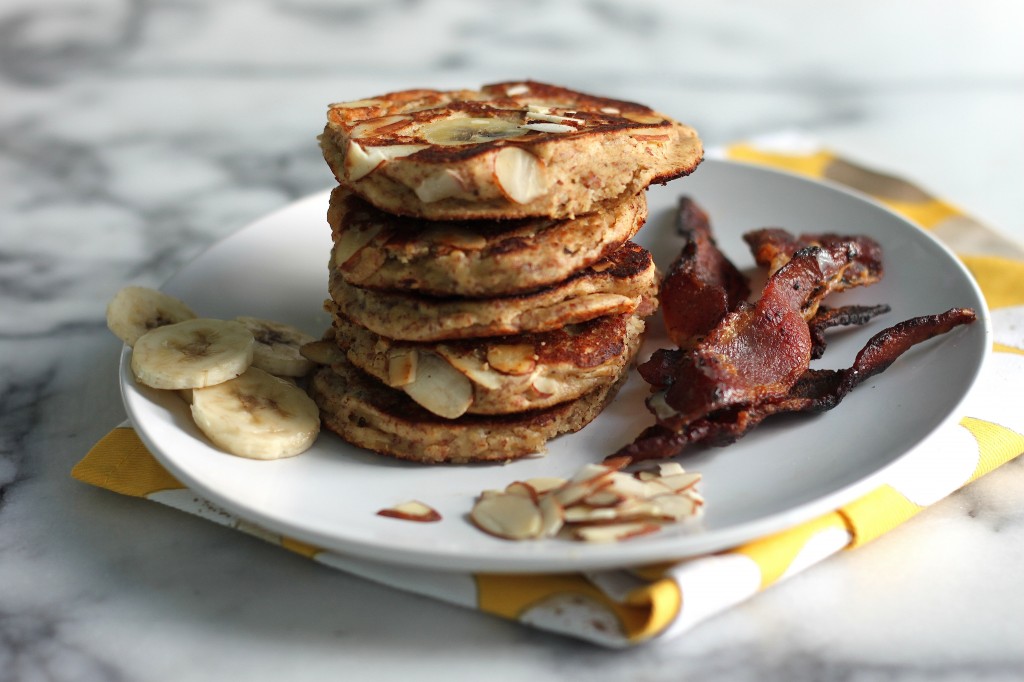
{"left": 3, "top": 1, "right": 1022, "bottom": 679}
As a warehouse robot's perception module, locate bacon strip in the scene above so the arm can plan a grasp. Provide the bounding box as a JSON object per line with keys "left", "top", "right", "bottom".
{"left": 808, "top": 303, "right": 892, "bottom": 359}
{"left": 744, "top": 228, "right": 884, "bottom": 292}
{"left": 661, "top": 197, "right": 750, "bottom": 349}
{"left": 613, "top": 308, "right": 976, "bottom": 461}
{"left": 646, "top": 241, "right": 863, "bottom": 429}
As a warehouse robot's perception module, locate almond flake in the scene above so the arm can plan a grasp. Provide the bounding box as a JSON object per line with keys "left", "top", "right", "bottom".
{"left": 658, "top": 472, "right": 702, "bottom": 492}
{"left": 377, "top": 500, "right": 442, "bottom": 523}
{"left": 522, "top": 477, "right": 567, "bottom": 495}
{"left": 402, "top": 351, "right": 474, "bottom": 418}
{"left": 505, "top": 481, "right": 539, "bottom": 501}
{"left": 493, "top": 147, "right": 549, "bottom": 204}
{"left": 521, "top": 122, "right": 577, "bottom": 134}
{"left": 574, "top": 522, "right": 661, "bottom": 543}
{"left": 470, "top": 493, "right": 543, "bottom": 540}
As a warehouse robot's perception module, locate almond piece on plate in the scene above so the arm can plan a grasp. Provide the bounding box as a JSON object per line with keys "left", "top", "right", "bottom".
{"left": 574, "top": 521, "right": 662, "bottom": 543}
{"left": 470, "top": 493, "right": 543, "bottom": 540}
{"left": 377, "top": 500, "right": 442, "bottom": 522}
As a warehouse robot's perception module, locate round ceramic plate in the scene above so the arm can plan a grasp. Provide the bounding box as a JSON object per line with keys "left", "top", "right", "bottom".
{"left": 120, "top": 159, "right": 989, "bottom": 573}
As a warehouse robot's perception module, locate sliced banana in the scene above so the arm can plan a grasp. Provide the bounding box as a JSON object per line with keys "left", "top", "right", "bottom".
{"left": 106, "top": 286, "right": 197, "bottom": 347}
{"left": 235, "top": 316, "right": 316, "bottom": 378}
{"left": 190, "top": 367, "right": 321, "bottom": 459}
{"left": 131, "top": 318, "right": 254, "bottom": 390}
{"left": 420, "top": 116, "right": 528, "bottom": 145}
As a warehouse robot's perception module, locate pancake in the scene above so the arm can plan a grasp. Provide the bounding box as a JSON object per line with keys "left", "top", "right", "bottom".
{"left": 328, "top": 185, "right": 647, "bottom": 297}
{"left": 320, "top": 80, "right": 702, "bottom": 220}
{"left": 325, "top": 241, "right": 659, "bottom": 342}
{"left": 309, "top": 358, "right": 630, "bottom": 464}
{"left": 329, "top": 312, "right": 645, "bottom": 416}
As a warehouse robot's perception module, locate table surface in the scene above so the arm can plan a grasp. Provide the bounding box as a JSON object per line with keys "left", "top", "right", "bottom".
{"left": 2, "top": 1, "right": 1022, "bottom": 680}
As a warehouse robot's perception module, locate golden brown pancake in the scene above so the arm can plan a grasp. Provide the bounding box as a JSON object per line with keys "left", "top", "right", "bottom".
{"left": 329, "top": 312, "right": 645, "bottom": 416}
{"left": 328, "top": 185, "right": 647, "bottom": 297}
{"left": 320, "top": 80, "right": 702, "bottom": 220}
{"left": 309, "top": 358, "right": 631, "bottom": 464}
{"left": 325, "top": 241, "right": 659, "bottom": 342}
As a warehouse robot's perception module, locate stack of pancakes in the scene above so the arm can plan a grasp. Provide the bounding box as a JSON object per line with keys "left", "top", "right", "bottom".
{"left": 309, "top": 81, "right": 702, "bottom": 464}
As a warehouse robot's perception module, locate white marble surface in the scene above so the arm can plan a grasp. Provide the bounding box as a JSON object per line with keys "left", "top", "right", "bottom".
{"left": 3, "top": 0, "right": 1023, "bottom": 679}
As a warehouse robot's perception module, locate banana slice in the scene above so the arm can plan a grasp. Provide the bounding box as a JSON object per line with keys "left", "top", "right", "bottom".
{"left": 190, "top": 367, "right": 321, "bottom": 459}
{"left": 106, "top": 286, "right": 197, "bottom": 347}
{"left": 131, "top": 318, "right": 254, "bottom": 389}
{"left": 420, "top": 117, "right": 527, "bottom": 145}
{"left": 235, "top": 316, "right": 316, "bottom": 378}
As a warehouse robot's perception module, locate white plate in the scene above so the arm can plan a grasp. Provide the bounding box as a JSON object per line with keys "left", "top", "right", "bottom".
{"left": 121, "top": 159, "right": 989, "bottom": 573}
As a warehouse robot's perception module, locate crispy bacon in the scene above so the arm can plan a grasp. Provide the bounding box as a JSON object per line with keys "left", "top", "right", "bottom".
{"left": 808, "top": 303, "right": 892, "bottom": 359}
{"left": 613, "top": 308, "right": 977, "bottom": 462}
{"left": 744, "top": 228, "right": 884, "bottom": 291}
{"left": 646, "top": 241, "right": 864, "bottom": 429}
{"left": 661, "top": 197, "right": 750, "bottom": 349}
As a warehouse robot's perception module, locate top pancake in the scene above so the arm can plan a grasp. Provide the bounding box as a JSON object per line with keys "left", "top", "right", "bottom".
{"left": 320, "top": 80, "right": 703, "bottom": 221}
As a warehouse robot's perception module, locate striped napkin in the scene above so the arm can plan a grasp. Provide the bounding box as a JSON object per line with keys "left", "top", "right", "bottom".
{"left": 74, "top": 137, "right": 1024, "bottom": 647}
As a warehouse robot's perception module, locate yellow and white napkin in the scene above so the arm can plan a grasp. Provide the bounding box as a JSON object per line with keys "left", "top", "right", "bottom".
{"left": 74, "top": 138, "right": 1024, "bottom": 648}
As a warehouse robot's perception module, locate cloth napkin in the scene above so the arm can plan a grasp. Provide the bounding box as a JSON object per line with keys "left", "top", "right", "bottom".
{"left": 73, "top": 136, "right": 1024, "bottom": 648}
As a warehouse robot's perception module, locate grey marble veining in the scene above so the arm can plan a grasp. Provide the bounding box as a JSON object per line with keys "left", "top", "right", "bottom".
{"left": 2, "top": 1, "right": 1023, "bottom": 680}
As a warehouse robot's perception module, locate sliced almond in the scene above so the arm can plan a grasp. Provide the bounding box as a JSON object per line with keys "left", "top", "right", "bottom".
{"left": 441, "top": 350, "right": 504, "bottom": 390}
{"left": 621, "top": 111, "right": 665, "bottom": 124}
{"left": 563, "top": 505, "right": 620, "bottom": 524}
{"left": 414, "top": 169, "right": 468, "bottom": 204}
{"left": 345, "top": 140, "right": 383, "bottom": 181}
{"left": 603, "top": 471, "right": 655, "bottom": 499}
{"left": 522, "top": 477, "right": 568, "bottom": 495}
{"left": 521, "top": 122, "right": 576, "bottom": 134}
{"left": 466, "top": 460, "right": 703, "bottom": 544}
{"left": 346, "top": 141, "right": 427, "bottom": 181}
{"left": 377, "top": 500, "right": 442, "bottom": 523}
{"left": 648, "top": 494, "right": 700, "bottom": 521}
{"left": 333, "top": 223, "right": 384, "bottom": 268}
{"left": 300, "top": 340, "right": 346, "bottom": 366}
{"left": 574, "top": 522, "right": 661, "bottom": 543}
{"left": 486, "top": 344, "right": 537, "bottom": 375}
{"left": 505, "top": 481, "right": 539, "bottom": 501}
{"left": 422, "top": 225, "right": 487, "bottom": 250}
{"left": 350, "top": 114, "right": 411, "bottom": 139}
{"left": 530, "top": 374, "right": 562, "bottom": 398}
{"left": 553, "top": 464, "right": 616, "bottom": 507}
{"left": 470, "top": 493, "right": 543, "bottom": 540}
{"left": 637, "top": 461, "right": 687, "bottom": 481}
{"left": 524, "top": 111, "right": 583, "bottom": 125}
{"left": 493, "top": 147, "right": 548, "bottom": 205}
{"left": 386, "top": 347, "right": 418, "bottom": 387}
{"left": 658, "top": 472, "right": 702, "bottom": 492}
{"left": 601, "top": 454, "right": 632, "bottom": 471}
{"left": 402, "top": 351, "right": 474, "bottom": 419}
{"left": 537, "top": 495, "right": 565, "bottom": 538}
{"left": 329, "top": 98, "right": 382, "bottom": 109}
{"left": 581, "top": 488, "right": 627, "bottom": 508}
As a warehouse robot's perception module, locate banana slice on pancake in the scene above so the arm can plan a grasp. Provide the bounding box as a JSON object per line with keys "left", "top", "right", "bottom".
{"left": 191, "top": 367, "right": 320, "bottom": 459}
{"left": 130, "top": 318, "right": 254, "bottom": 390}
{"left": 106, "top": 286, "right": 197, "bottom": 347}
